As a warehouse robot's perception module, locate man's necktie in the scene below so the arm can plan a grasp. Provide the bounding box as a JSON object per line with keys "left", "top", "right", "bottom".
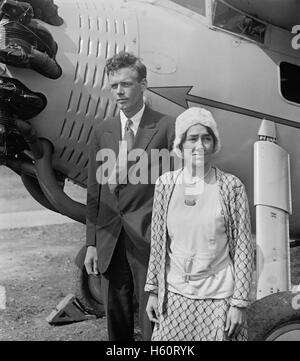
{"left": 108, "top": 119, "right": 134, "bottom": 192}
{"left": 124, "top": 118, "right": 134, "bottom": 151}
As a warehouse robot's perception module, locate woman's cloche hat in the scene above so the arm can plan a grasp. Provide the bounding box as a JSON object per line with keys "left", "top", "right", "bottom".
{"left": 172, "top": 107, "right": 221, "bottom": 158}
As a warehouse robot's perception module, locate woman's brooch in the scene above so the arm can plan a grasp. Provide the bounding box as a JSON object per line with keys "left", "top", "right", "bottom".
{"left": 184, "top": 198, "right": 197, "bottom": 206}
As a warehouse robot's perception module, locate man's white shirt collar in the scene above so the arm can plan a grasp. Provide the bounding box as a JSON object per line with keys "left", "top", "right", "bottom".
{"left": 120, "top": 104, "right": 145, "bottom": 137}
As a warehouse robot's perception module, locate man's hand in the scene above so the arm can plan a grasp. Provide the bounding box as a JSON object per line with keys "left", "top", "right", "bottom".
{"left": 146, "top": 293, "right": 159, "bottom": 324}
{"left": 225, "top": 305, "right": 245, "bottom": 339}
{"left": 84, "top": 246, "right": 99, "bottom": 275}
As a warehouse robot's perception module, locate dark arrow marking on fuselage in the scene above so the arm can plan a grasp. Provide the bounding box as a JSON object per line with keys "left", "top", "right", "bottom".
{"left": 148, "top": 86, "right": 300, "bottom": 129}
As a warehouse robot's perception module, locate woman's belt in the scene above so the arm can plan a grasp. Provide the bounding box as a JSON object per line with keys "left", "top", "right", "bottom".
{"left": 182, "top": 257, "right": 232, "bottom": 282}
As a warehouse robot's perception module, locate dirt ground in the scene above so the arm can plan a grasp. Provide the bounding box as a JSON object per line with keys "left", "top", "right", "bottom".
{"left": 0, "top": 167, "right": 109, "bottom": 341}
{"left": 0, "top": 223, "right": 110, "bottom": 341}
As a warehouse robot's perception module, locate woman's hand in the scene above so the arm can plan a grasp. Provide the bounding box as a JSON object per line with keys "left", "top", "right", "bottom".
{"left": 146, "top": 293, "right": 159, "bottom": 324}
{"left": 225, "top": 305, "right": 245, "bottom": 339}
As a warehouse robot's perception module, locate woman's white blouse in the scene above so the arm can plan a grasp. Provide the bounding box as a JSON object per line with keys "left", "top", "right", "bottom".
{"left": 166, "top": 180, "right": 234, "bottom": 299}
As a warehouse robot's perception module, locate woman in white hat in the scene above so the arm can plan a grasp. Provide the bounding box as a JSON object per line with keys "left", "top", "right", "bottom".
{"left": 145, "top": 107, "right": 254, "bottom": 341}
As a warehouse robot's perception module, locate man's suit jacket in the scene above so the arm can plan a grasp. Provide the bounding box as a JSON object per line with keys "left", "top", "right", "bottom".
{"left": 86, "top": 105, "right": 175, "bottom": 273}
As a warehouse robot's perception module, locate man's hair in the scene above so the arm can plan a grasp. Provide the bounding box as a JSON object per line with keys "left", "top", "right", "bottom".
{"left": 105, "top": 51, "right": 147, "bottom": 81}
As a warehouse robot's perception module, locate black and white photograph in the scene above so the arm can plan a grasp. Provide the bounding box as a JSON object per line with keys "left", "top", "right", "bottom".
{"left": 0, "top": 0, "right": 300, "bottom": 343}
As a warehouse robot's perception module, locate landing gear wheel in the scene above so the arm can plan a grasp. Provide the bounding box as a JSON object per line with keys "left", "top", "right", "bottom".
{"left": 73, "top": 246, "right": 105, "bottom": 317}
{"left": 247, "top": 291, "right": 300, "bottom": 341}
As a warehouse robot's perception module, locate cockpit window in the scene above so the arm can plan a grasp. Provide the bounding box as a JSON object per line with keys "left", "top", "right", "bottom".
{"left": 171, "top": 0, "right": 206, "bottom": 16}
{"left": 280, "top": 62, "right": 300, "bottom": 105}
{"left": 212, "top": 0, "right": 266, "bottom": 44}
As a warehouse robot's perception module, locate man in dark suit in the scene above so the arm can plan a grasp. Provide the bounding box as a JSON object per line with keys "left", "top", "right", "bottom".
{"left": 84, "top": 52, "right": 175, "bottom": 341}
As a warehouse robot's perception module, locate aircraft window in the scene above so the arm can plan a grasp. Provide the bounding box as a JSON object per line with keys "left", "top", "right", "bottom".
{"left": 280, "top": 62, "right": 300, "bottom": 104}
{"left": 171, "top": 0, "right": 206, "bottom": 16}
{"left": 212, "top": 0, "right": 266, "bottom": 44}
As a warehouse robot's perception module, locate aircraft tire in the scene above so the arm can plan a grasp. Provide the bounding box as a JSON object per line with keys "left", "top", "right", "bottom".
{"left": 247, "top": 291, "right": 300, "bottom": 340}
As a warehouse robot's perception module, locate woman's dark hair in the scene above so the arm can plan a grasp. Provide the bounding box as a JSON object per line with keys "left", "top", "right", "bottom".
{"left": 105, "top": 51, "right": 147, "bottom": 81}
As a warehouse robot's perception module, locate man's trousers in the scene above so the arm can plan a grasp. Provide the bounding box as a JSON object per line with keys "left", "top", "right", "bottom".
{"left": 101, "top": 228, "right": 152, "bottom": 341}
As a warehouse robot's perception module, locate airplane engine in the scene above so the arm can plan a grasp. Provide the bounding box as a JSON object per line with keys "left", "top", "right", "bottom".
{"left": 0, "top": 0, "right": 122, "bottom": 222}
